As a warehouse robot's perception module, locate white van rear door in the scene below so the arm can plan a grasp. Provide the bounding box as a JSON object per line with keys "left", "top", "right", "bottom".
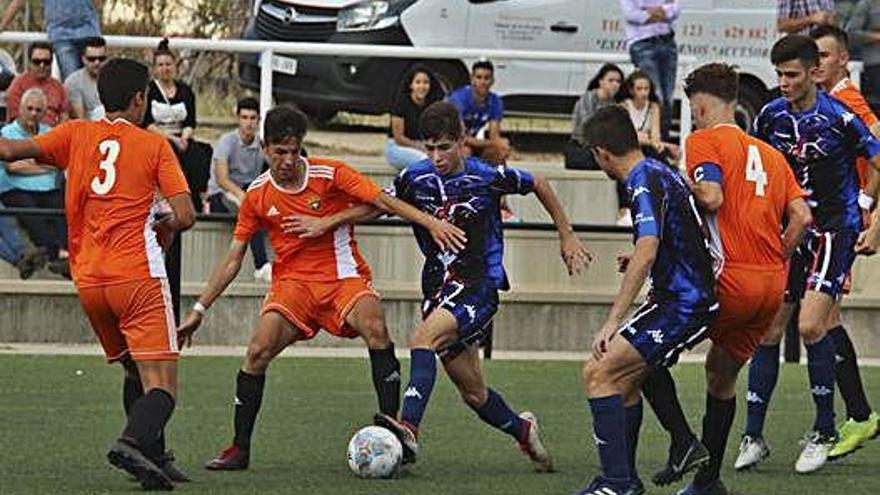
{"left": 464, "top": 0, "right": 584, "bottom": 98}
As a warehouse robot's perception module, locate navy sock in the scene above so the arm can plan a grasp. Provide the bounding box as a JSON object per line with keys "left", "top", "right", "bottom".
{"left": 745, "top": 344, "right": 779, "bottom": 437}
{"left": 806, "top": 336, "right": 836, "bottom": 435}
{"left": 828, "top": 326, "right": 872, "bottom": 422}
{"left": 589, "top": 395, "right": 630, "bottom": 482}
{"left": 400, "top": 348, "right": 437, "bottom": 428}
{"left": 625, "top": 400, "right": 643, "bottom": 480}
{"left": 471, "top": 388, "right": 526, "bottom": 441}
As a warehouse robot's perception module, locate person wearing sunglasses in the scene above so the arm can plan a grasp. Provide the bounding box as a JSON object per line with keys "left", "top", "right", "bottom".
{"left": 5, "top": 42, "right": 70, "bottom": 127}
{"left": 65, "top": 36, "right": 107, "bottom": 120}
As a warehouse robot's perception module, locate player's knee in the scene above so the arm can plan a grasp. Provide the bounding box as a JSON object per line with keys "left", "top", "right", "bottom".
{"left": 459, "top": 386, "right": 488, "bottom": 409}
{"left": 360, "top": 316, "right": 390, "bottom": 349}
{"left": 244, "top": 342, "right": 274, "bottom": 373}
{"left": 581, "top": 359, "right": 609, "bottom": 393}
{"left": 798, "top": 318, "right": 826, "bottom": 343}
{"left": 704, "top": 364, "right": 736, "bottom": 399}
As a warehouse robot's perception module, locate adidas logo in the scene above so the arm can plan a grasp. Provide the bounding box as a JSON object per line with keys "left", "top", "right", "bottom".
{"left": 384, "top": 371, "right": 401, "bottom": 383}
{"left": 835, "top": 354, "right": 845, "bottom": 364}
{"left": 746, "top": 391, "right": 763, "bottom": 404}
{"left": 234, "top": 396, "right": 243, "bottom": 406}
{"left": 267, "top": 206, "right": 280, "bottom": 216}
{"left": 811, "top": 385, "right": 833, "bottom": 397}
{"left": 404, "top": 386, "right": 423, "bottom": 400}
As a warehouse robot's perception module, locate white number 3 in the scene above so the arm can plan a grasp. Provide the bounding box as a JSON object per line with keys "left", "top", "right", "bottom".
{"left": 746, "top": 144, "right": 768, "bottom": 197}
{"left": 91, "top": 140, "right": 120, "bottom": 195}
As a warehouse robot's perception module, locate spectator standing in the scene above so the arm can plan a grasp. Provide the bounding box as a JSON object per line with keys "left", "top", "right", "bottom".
{"left": 386, "top": 65, "right": 443, "bottom": 170}
{"left": 566, "top": 63, "right": 624, "bottom": 170}
{"left": 847, "top": 0, "right": 880, "bottom": 111}
{"left": 205, "top": 97, "right": 272, "bottom": 283}
{"left": 0, "top": 88, "right": 68, "bottom": 277}
{"left": 143, "top": 39, "right": 208, "bottom": 208}
{"left": 447, "top": 60, "right": 511, "bottom": 165}
{"left": 6, "top": 42, "right": 70, "bottom": 127}
{"left": 778, "top": 0, "right": 836, "bottom": 35}
{"left": 65, "top": 36, "right": 106, "bottom": 120}
{"left": 619, "top": 0, "right": 680, "bottom": 140}
{"left": 0, "top": 0, "right": 102, "bottom": 81}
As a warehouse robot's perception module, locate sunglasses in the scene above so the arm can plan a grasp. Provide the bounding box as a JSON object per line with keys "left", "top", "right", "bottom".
{"left": 85, "top": 55, "right": 107, "bottom": 62}
{"left": 30, "top": 58, "right": 52, "bottom": 66}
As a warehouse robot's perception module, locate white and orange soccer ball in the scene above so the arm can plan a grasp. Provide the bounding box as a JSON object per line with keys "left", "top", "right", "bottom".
{"left": 346, "top": 426, "right": 403, "bottom": 479}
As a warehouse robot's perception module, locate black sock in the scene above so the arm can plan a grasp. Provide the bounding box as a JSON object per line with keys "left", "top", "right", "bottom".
{"left": 694, "top": 394, "right": 735, "bottom": 488}
{"left": 121, "top": 388, "right": 175, "bottom": 452}
{"left": 642, "top": 368, "right": 694, "bottom": 450}
{"left": 369, "top": 344, "right": 401, "bottom": 416}
{"left": 625, "top": 400, "right": 644, "bottom": 479}
{"left": 122, "top": 373, "right": 165, "bottom": 461}
{"left": 829, "top": 326, "right": 872, "bottom": 422}
{"left": 234, "top": 370, "right": 266, "bottom": 451}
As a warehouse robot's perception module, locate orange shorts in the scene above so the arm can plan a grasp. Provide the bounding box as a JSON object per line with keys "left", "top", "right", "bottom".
{"left": 262, "top": 277, "right": 378, "bottom": 341}
{"left": 710, "top": 265, "right": 785, "bottom": 364}
{"left": 77, "top": 278, "right": 178, "bottom": 363}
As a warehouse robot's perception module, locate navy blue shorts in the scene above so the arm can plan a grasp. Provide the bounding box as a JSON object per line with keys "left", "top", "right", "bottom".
{"left": 785, "top": 229, "right": 858, "bottom": 303}
{"left": 422, "top": 281, "right": 498, "bottom": 360}
{"left": 618, "top": 300, "right": 719, "bottom": 368}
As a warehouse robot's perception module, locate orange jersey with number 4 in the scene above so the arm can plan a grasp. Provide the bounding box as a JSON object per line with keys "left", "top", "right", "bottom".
{"left": 686, "top": 124, "right": 804, "bottom": 270}
{"left": 34, "top": 118, "right": 190, "bottom": 287}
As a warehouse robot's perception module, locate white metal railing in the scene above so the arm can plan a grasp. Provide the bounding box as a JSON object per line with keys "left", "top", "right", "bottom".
{"left": 0, "top": 31, "right": 697, "bottom": 146}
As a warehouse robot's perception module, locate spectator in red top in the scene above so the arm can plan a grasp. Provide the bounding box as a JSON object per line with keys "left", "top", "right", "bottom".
{"left": 6, "top": 42, "right": 70, "bottom": 126}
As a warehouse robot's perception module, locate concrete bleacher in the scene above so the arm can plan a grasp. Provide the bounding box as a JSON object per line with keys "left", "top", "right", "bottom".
{"left": 2, "top": 158, "right": 880, "bottom": 358}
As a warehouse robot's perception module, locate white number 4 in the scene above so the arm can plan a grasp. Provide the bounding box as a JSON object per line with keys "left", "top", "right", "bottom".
{"left": 746, "top": 144, "right": 767, "bottom": 197}
{"left": 91, "top": 140, "right": 120, "bottom": 195}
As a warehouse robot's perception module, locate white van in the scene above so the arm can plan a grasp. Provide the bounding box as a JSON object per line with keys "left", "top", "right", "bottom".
{"left": 238, "top": 0, "right": 778, "bottom": 124}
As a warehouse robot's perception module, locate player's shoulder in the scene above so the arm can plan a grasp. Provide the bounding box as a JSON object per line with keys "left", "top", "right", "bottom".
{"left": 759, "top": 97, "right": 788, "bottom": 117}
{"left": 400, "top": 158, "right": 437, "bottom": 178}
{"left": 306, "top": 156, "right": 352, "bottom": 181}
{"left": 246, "top": 170, "right": 272, "bottom": 194}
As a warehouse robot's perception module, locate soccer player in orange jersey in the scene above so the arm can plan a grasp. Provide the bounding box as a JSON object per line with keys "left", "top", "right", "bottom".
{"left": 642, "top": 64, "right": 811, "bottom": 495}
{"left": 176, "top": 105, "right": 466, "bottom": 471}
{"left": 0, "top": 58, "right": 196, "bottom": 491}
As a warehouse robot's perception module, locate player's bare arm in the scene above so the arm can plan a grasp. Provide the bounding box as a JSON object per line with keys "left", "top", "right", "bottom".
{"left": 152, "top": 193, "right": 195, "bottom": 250}
{"left": 532, "top": 174, "right": 592, "bottom": 275}
{"left": 177, "top": 239, "right": 248, "bottom": 347}
{"left": 782, "top": 197, "right": 812, "bottom": 259}
{"left": 282, "top": 203, "right": 382, "bottom": 239}
{"left": 690, "top": 180, "right": 724, "bottom": 212}
{"left": 591, "top": 235, "right": 658, "bottom": 361}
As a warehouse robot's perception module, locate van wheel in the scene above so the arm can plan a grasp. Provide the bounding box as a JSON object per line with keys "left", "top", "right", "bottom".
{"left": 736, "top": 82, "right": 770, "bottom": 133}
{"left": 423, "top": 62, "right": 468, "bottom": 96}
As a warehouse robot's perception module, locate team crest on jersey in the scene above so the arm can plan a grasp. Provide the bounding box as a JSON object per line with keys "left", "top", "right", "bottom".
{"left": 308, "top": 197, "right": 321, "bottom": 211}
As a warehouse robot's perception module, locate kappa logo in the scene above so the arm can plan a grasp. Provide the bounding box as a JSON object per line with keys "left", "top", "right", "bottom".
{"left": 592, "top": 432, "right": 607, "bottom": 446}
{"left": 404, "top": 386, "right": 423, "bottom": 400}
{"left": 464, "top": 304, "right": 477, "bottom": 321}
{"left": 811, "top": 385, "right": 833, "bottom": 397}
{"left": 267, "top": 205, "right": 280, "bottom": 217}
{"left": 746, "top": 391, "right": 763, "bottom": 404}
{"left": 648, "top": 329, "right": 664, "bottom": 344}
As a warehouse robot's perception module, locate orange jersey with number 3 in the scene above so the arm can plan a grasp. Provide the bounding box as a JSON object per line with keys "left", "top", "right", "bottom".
{"left": 233, "top": 157, "right": 382, "bottom": 282}
{"left": 34, "top": 118, "right": 190, "bottom": 287}
{"left": 686, "top": 124, "right": 804, "bottom": 270}
{"left": 830, "top": 78, "right": 878, "bottom": 189}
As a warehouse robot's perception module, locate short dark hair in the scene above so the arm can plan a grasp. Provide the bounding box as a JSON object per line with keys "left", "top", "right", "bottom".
{"left": 84, "top": 36, "right": 107, "bottom": 49}
{"left": 98, "top": 58, "right": 150, "bottom": 112}
{"left": 263, "top": 105, "right": 308, "bottom": 144}
{"left": 810, "top": 24, "right": 849, "bottom": 50}
{"left": 583, "top": 105, "right": 639, "bottom": 156}
{"left": 419, "top": 101, "right": 463, "bottom": 141}
{"left": 27, "top": 42, "right": 53, "bottom": 59}
{"left": 236, "top": 97, "right": 259, "bottom": 114}
{"left": 684, "top": 63, "right": 739, "bottom": 103}
{"left": 771, "top": 34, "right": 819, "bottom": 68}
{"left": 472, "top": 60, "right": 494, "bottom": 75}
{"left": 153, "top": 38, "right": 175, "bottom": 63}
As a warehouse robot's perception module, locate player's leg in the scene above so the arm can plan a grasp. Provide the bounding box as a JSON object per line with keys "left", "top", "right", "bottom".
{"left": 206, "top": 310, "right": 301, "bottom": 470}
{"left": 344, "top": 292, "right": 401, "bottom": 418}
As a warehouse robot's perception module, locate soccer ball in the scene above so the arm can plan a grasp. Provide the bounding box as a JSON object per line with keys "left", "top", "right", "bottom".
{"left": 346, "top": 425, "right": 403, "bottom": 478}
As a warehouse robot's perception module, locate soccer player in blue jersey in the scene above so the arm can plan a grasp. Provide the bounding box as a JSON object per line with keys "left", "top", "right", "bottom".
{"left": 738, "top": 34, "right": 880, "bottom": 474}
{"left": 575, "top": 105, "right": 718, "bottom": 495}
{"left": 361, "top": 101, "right": 592, "bottom": 471}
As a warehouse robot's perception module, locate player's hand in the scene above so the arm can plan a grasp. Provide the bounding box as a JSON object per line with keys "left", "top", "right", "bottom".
{"left": 152, "top": 217, "right": 176, "bottom": 250}
{"left": 855, "top": 227, "right": 880, "bottom": 256}
{"left": 428, "top": 219, "right": 467, "bottom": 253}
{"left": 617, "top": 253, "right": 632, "bottom": 273}
{"left": 560, "top": 234, "right": 592, "bottom": 275}
{"left": 591, "top": 322, "right": 619, "bottom": 361}
{"left": 177, "top": 311, "right": 203, "bottom": 348}
{"left": 282, "top": 214, "right": 333, "bottom": 238}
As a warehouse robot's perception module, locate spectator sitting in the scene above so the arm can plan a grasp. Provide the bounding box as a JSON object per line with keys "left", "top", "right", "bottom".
{"left": 64, "top": 36, "right": 106, "bottom": 120}
{"left": 0, "top": 200, "right": 47, "bottom": 279}
{"left": 6, "top": 42, "right": 70, "bottom": 127}
{"left": 0, "top": 0, "right": 102, "bottom": 80}
{"left": 0, "top": 88, "right": 69, "bottom": 278}
{"left": 143, "top": 38, "right": 210, "bottom": 208}
{"left": 205, "top": 97, "right": 272, "bottom": 283}
{"left": 385, "top": 64, "right": 443, "bottom": 170}
{"left": 618, "top": 70, "right": 679, "bottom": 161}
{"left": 447, "top": 60, "right": 511, "bottom": 165}
{"left": 566, "top": 63, "right": 624, "bottom": 169}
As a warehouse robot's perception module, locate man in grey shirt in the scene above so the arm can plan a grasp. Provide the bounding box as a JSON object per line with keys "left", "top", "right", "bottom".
{"left": 206, "top": 97, "right": 271, "bottom": 282}
{"left": 848, "top": 0, "right": 880, "bottom": 110}
{"left": 64, "top": 36, "right": 105, "bottom": 120}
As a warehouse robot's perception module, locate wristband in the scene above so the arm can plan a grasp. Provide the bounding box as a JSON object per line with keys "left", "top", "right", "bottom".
{"left": 192, "top": 301, "right": 208, "bottom": 315}
{"left": 859, "top": 191, "right": 874, "bottom": 211}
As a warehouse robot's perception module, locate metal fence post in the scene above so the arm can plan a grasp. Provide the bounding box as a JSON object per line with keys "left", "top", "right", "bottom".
{"left": 259, "top": 49, "right": 273, "bottom": 134}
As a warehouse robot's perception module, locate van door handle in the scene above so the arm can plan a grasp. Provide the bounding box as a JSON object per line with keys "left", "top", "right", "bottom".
{"left": 550, "top": 23, "right": 578, "bottom": 33}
